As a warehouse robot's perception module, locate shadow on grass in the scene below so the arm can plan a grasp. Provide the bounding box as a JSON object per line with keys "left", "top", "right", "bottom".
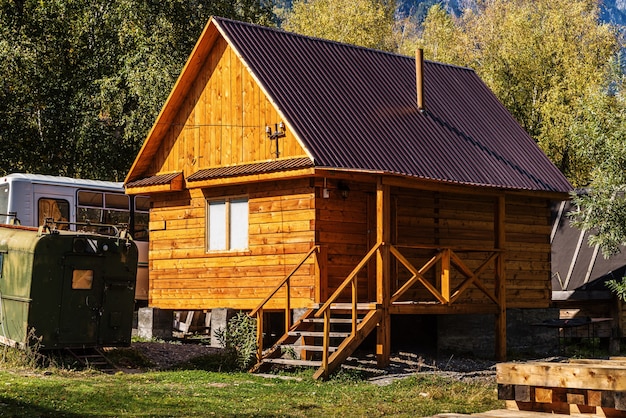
{"left": 0, "top": 396, "right": 88, "bottom": 418}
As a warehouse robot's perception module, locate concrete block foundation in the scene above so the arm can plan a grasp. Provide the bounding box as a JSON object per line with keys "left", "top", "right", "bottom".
{"left": 137, "top": 307, "right": 173, "bottom": 340}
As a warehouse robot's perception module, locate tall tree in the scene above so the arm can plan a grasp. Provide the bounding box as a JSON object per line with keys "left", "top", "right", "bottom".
{"left": 415, "top": 0, "right": 620, "bottom": 185}
{"left": 281, "top": 0, "right": 396, "bottom": 51}
{"left": 0, "top": 0, "right": 274, "bottom": 181}
{"left": 569, "top": 60, "right": 626, "bottom": 257}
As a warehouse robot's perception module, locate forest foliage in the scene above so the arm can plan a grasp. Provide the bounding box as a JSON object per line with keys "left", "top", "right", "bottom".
{"left": 2, "top": 0, "right": 626, "bottom": 259}
{"left": 0, "top": 0, "right": 273, "bottom": 180}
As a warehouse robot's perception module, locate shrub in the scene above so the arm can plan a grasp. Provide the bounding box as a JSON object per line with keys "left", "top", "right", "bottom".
{"left": 213, "top": 312, "right": 257, "bottom": 371}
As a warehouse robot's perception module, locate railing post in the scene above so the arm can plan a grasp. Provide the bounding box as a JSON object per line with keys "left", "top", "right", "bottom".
{"left": 352, "top": 274, "right": 358, "bottom": 335}
{"left": 441, "top": 248, "right": 451, "bottom": 303}
{"left": 322, "top": 309, "right": 330, "bottom": 378}
{"left": 285, "top": 279, "right": 291, "bottom": 332}
{"left": 314, "top": 245, "right": 328, "bottom": 303}
{"left": 256, "top": 308, "right": 264, "bottom": 363}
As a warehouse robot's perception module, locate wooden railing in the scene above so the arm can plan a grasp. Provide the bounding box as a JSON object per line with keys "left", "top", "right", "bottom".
{"left": 313, "top": 242, "right": 382, "bottom": 372}
{"left": 389, "top": 244, "right": 502, "bottom": 305}
{"left": 248, "top": 245, "right": 321, "bottom": 363}
{"left": 249, "top": 241, "right": 504, "bottom": 377}
{"left": 312, "top": 243, "right": 502, "bottom": 373}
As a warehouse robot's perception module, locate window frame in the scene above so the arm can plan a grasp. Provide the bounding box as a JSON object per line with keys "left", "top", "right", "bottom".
{"left": 205, "top": 196, "right": 249, "bottom": 253}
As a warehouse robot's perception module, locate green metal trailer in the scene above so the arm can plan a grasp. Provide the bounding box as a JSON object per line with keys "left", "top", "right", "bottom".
{"left": 0, "top": 224, "right": 138, "bottom": 349}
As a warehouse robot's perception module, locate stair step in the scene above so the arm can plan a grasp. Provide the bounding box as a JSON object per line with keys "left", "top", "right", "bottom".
{"left": 280, "top": 344, "right": 339, "bottom": 352}
{"left": 65, "top": 348, "right": 118, "bottom": 374}
{"left": 288, "top": 331, "right": 351, "bottom": 338}
{"left": 302, "top": 318, "right": 362, "bottom": 324}
{"left": 262, "top": 358, "right": 322, "bottom": 367}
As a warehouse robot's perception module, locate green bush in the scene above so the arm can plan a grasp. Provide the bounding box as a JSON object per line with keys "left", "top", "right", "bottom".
{"left": 213, "top": 312, "right": 257, "bottom": 371}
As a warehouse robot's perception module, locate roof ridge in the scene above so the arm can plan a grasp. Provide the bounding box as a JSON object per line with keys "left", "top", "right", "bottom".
{"left": 212, "top": 16, "right": 475, "bottom": 72}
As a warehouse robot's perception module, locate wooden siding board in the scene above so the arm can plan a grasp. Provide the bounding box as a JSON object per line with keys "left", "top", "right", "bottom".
{"left": 148, "top": 180, "right": 316, "bottom": 310}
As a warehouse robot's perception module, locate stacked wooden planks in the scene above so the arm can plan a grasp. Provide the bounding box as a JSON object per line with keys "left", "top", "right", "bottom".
{"left": 497, "top": 358, "right": 626, "bottom": 416}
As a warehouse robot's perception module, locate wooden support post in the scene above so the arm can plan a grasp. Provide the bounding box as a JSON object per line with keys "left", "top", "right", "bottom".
{"left": 352, "top": 275, "right": 358, "bottom": 335}
{"left": 376, "top": 179, "right": 391, "bottom": 368}
{"left": 495, "top": 195, "right": 507, "bottom": 361}
{"left": 322, "top": 310, "right": 330, "bottom": 379}
{"left": 285, "top": 281, "right": 291, "bottom": 332}
{"left": 314, "top": 245, "right": 328, "bottom": 303}
{"left": 441, "top": 248, "right": 451, "bottom": 303}
{"left": 256, "top": 309, "right": 264, "bottom": 363}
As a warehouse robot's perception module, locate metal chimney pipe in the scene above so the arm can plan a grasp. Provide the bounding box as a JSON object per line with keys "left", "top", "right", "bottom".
{"left": 416, "top": 48, "right": 425, "bottom": 112}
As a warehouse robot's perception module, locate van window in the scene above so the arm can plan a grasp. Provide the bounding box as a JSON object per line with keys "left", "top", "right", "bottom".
{"left": 133, "top": 196, "right": 150, "bottom": 241}
{"left": 38, "top": 198, "right": 70, "bottom": 229}
{"left": 0, "top": 184, "right": 9, "bottom": 224}
{"left": 77, "top": 190, "right": 130, "bottom": 234}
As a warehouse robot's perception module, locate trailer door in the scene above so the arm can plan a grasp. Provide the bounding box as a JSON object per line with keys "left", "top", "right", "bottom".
{"left": 59, "top": 254, "right": 105, "bottom": 346}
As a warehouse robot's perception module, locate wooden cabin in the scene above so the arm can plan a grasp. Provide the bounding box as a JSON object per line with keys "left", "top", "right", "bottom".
{"left": 125, "top": 17, "right": 572, "bottom": 377}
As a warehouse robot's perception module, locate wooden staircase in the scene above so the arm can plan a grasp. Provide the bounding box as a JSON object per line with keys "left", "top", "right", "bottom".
{"left": 249, "top": 241, "right": 505, "bottom": 379}
{"left": 250, "top": 303, "right": 380, "bottom": 380}
{"left": 65, "top": 347, "right": 119, "bottom": 374}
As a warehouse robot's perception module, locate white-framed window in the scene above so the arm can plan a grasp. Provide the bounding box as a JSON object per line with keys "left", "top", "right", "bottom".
{"left": 206, "top": 197, "right": 248, "bottom": 251}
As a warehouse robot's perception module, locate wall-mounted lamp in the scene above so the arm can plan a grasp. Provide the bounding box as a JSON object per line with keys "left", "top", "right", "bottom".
{"left": 338, "top": 181, "right": 350, "bottom": 200}
{"left": 265, "top": 122, "right": 286, "bottom": 158}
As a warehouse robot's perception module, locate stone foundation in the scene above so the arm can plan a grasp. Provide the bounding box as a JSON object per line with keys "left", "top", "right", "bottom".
{"left": 137, "top": 307, "right": 173, "bottom": 340}
{"left": 437, "top": 308, "right": 560, "bottom": 358}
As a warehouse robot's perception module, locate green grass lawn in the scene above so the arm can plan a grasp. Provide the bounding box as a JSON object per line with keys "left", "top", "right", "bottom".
{"left": 0, "top": 346, "right": 503, "bottom": 417}
{"left": 0, "top": 368, "right": 503, "bottom": 417}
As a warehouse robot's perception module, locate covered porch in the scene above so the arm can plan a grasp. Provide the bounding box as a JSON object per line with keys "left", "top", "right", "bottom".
{"left": 250, "top": 178, "right": 509, "bottom": 379}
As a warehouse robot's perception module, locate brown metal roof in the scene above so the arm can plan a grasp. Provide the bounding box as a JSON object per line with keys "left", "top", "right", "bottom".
{"left": 215, "top": 17, "right": 572, "bottom": 193}
{"left": 187, "top": 157, "right": 314, "bottom": 181}
{"left": 125, "top": 172, "right": 182, "bottom": 188}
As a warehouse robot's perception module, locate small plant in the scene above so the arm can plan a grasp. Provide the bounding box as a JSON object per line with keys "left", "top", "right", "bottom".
{"left": 0, "top": 328, "right": 48, "bottom": 369}
{"left": 213, "top": 311, "right": 257, "bottom": 371}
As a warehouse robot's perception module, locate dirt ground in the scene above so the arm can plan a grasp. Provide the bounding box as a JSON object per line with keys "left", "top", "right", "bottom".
{"left": 122, "top": 341, "right": 498, "bottom": 385}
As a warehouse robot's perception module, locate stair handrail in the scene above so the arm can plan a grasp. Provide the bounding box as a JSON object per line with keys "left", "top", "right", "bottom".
{"left": 249, "top": 245, "right": 320, "bottom": 362}
{"left": 313, "top": 241, "right": 382, "bottom": 372}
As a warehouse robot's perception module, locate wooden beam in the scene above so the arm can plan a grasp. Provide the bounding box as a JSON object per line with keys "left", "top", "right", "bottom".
{"left": 497, "top": 361, "right": 626, "bottom": 391}
{"left": 389, "top": 302, "right": 499, "bottom": 315}
{"left": 495, "top": 195, "right": 507, "bottom": 361}
{"left": 314, "top": 245, "right": 328, "bottom": 303}
{"left": 376, "top": 178, "right": 391, "bottom": 368}
{"left": 440, "top": 248, "right": 451, "bottom": 302}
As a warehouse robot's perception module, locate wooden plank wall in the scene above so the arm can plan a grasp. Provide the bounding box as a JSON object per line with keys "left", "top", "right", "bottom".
{"left": 147, "top": 177, "right": 554, "bottom": 311}
{"left": 314, "top": 179, "right": 372, "bottom": 302}
{"left": 148, "top": 179, "right": 316, "bottom": 310}
{"left": 506, "top": 195, "right": 553, "bottom": 308}
{"left": 149, "top": 37, "right": 307, "bottom": 176}
{"left": 392, "top": 188, "right": 553, "bottom": 308}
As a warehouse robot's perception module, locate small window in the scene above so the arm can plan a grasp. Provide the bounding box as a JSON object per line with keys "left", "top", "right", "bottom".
{"left": 38, "top": 198, "right": 70, "bottom": 228}
{"left": 207, "top": 198, "right": 248, "bottom": 251}
{"left": 0, "top": 253, "right": 4, "bottom": 278}
{"left": 78, "top": 191, "right": 103, "bottom": 207}
{"left": 0, "top": 184, "right": 9, "bottom": 224}
{"left": 105, "top": 193, "right": 129, "bottom": 210}
{"left": 72, "top": 270, "right": 93, "bottom": 289}
{"left": 135, "top": 196, "right": 150, "bottom": 212}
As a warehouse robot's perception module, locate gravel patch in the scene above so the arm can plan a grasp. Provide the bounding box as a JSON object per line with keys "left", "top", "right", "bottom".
{"left": 122, "top": 341, "right": 499, "bottom": 385}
